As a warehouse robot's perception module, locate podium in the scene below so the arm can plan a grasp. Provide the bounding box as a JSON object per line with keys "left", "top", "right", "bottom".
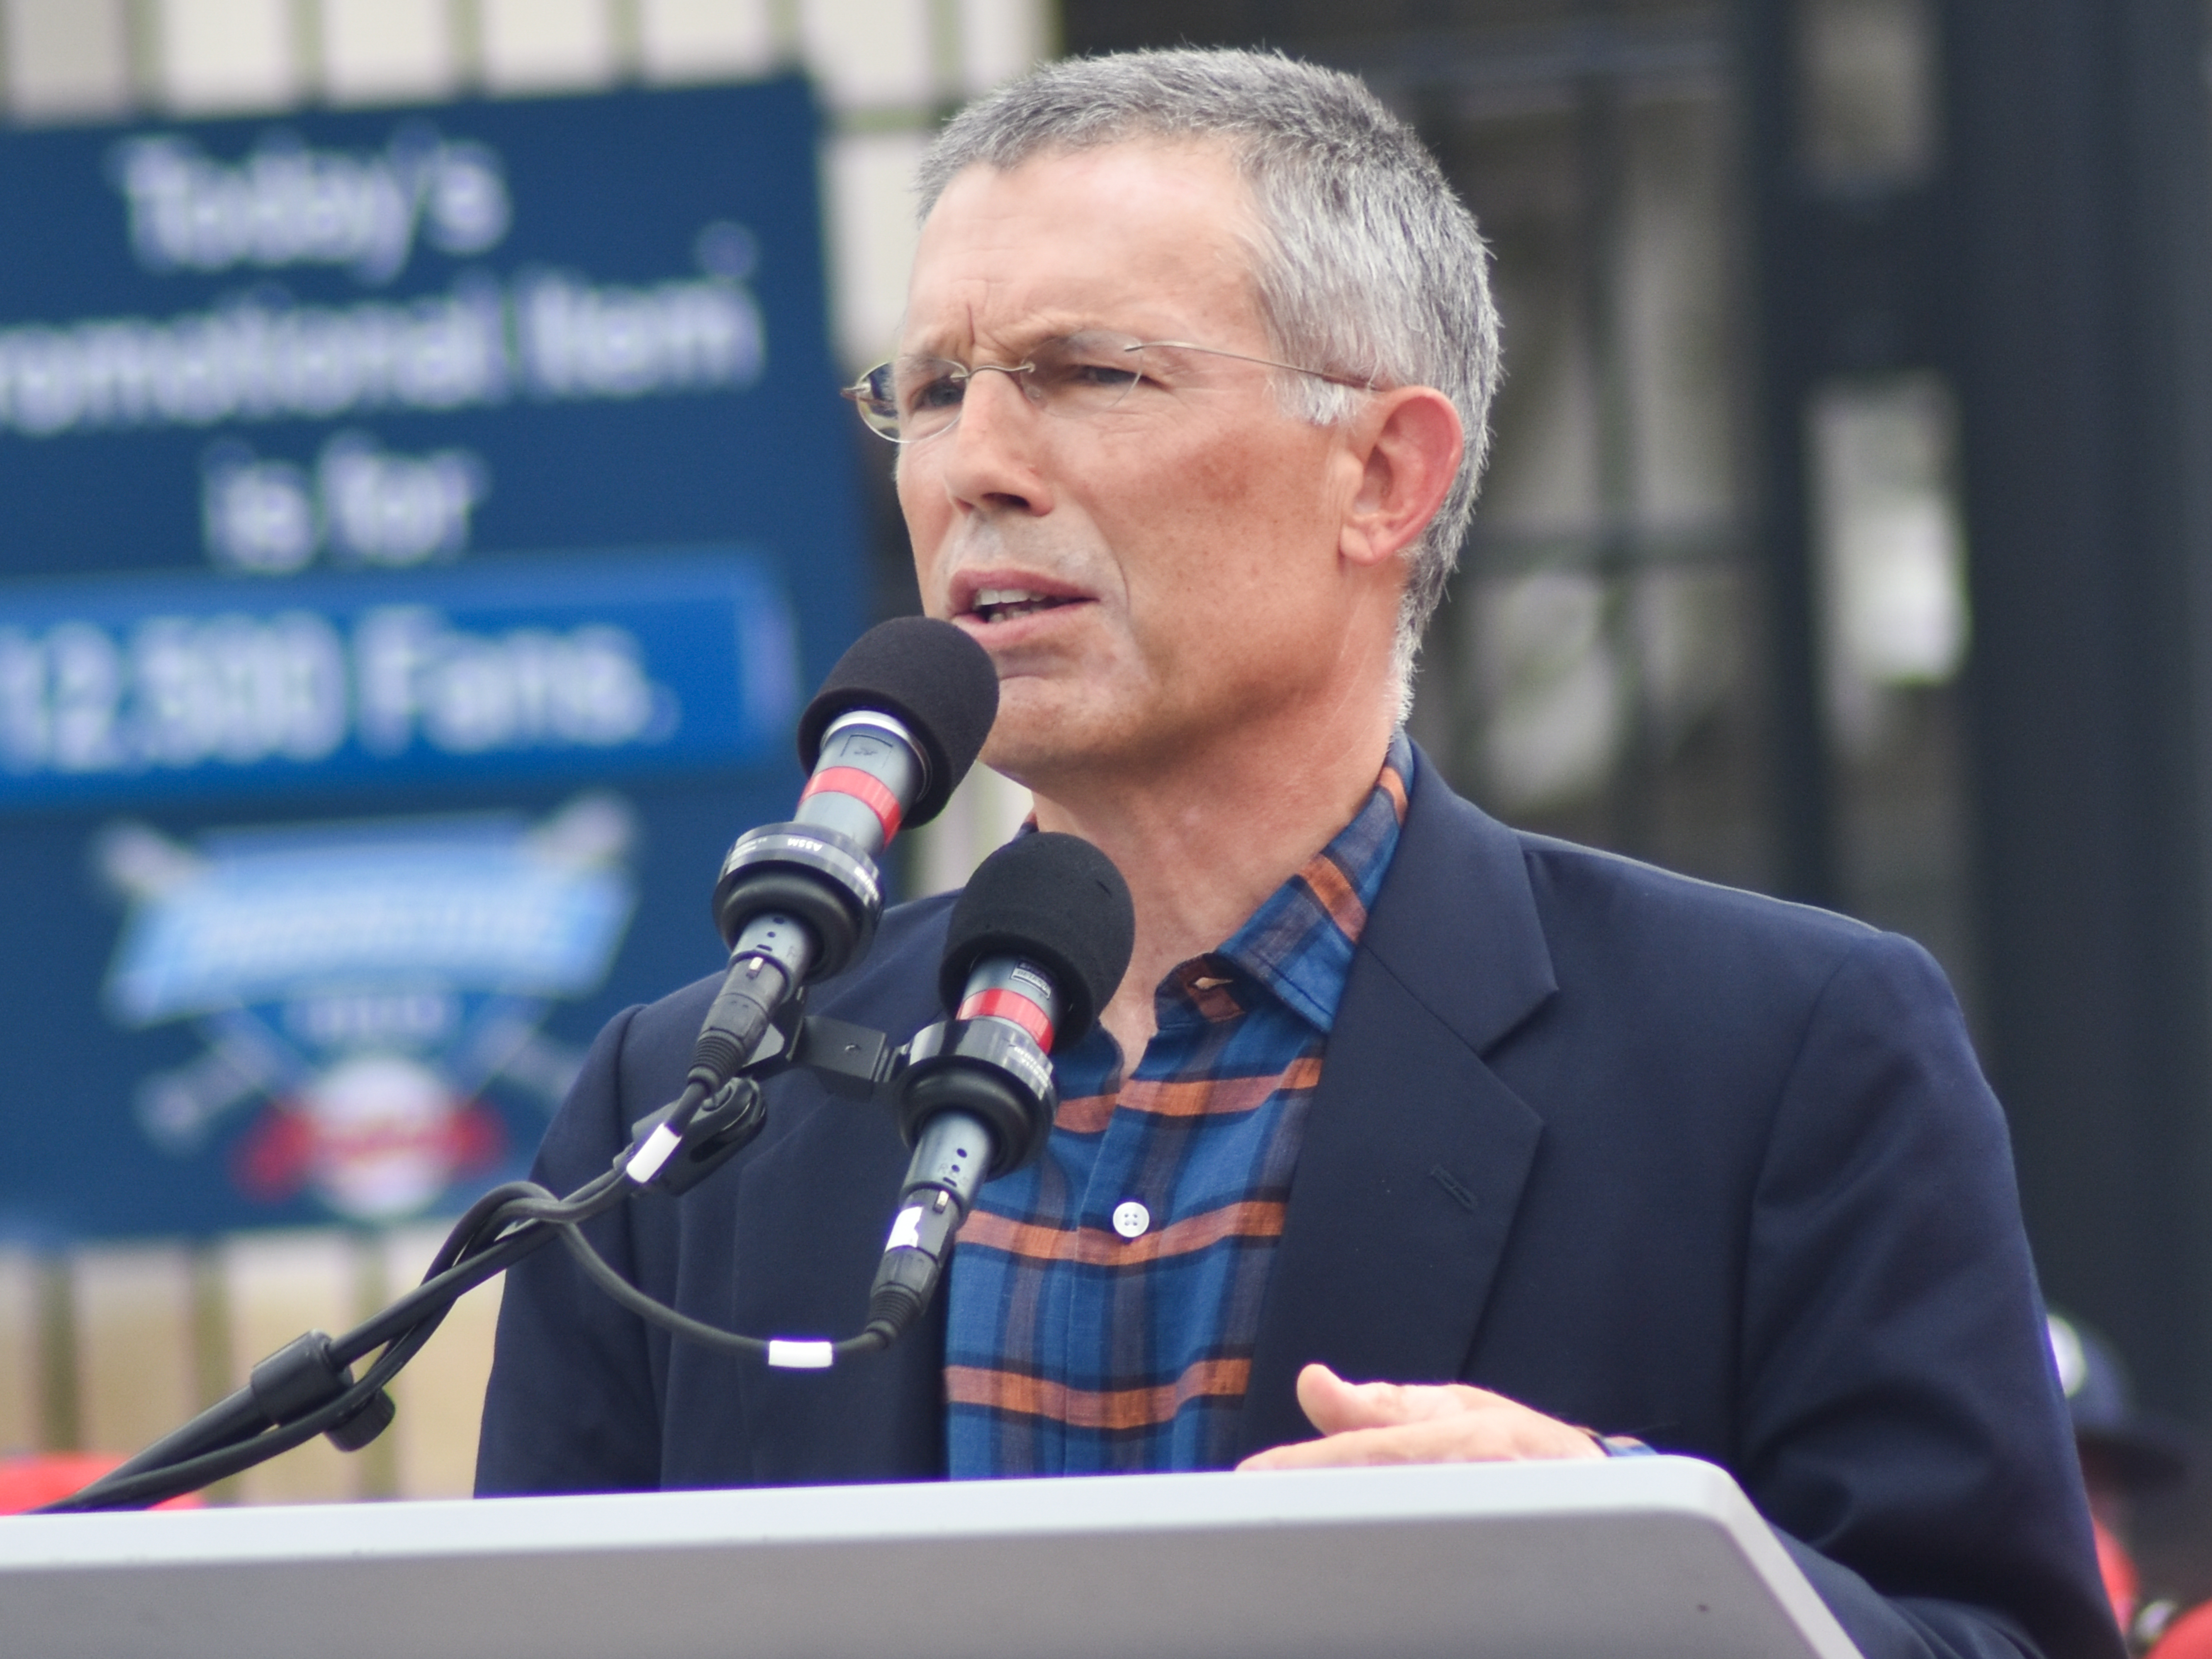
{"left": 0, "top": 1456, "right": 1863, "bottom": 1658}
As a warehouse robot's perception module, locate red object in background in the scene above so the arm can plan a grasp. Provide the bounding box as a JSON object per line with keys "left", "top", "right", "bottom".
{"left": 233, "top": 1096, "right": 506, "bottom": 1204}
{"left": 2098, "top": 1515, "right": 2142, "bottom": 1632}
{"left": 2153, "top": 1601, "right": 2212, "bottom": 1659}
{"left": 0, "top": 1453, "right": 202, "bottom": 1514}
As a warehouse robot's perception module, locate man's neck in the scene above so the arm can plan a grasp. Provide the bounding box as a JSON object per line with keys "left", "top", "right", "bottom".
{"left": 1027, "top": 706, "right": 1397, "bottom": 1061}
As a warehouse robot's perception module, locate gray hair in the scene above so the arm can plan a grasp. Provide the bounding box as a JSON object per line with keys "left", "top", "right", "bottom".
{"left": 916, "top": 48, "right": 1501, "bottom": 705}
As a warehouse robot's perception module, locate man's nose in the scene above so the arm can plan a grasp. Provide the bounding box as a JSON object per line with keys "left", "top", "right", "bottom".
{"left": 964, "top": 361, "right": 1035, "bottom": 402}
{"left": 934, "top": 367, "right": 1053, "bottom": 516}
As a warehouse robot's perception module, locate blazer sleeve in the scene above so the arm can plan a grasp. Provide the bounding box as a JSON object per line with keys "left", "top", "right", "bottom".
{"left": 475, "top": 1003, "right": 664, "bottom": 1496}
{"left": 1737, "top": 931, "right": 2122, "bottom": 1659}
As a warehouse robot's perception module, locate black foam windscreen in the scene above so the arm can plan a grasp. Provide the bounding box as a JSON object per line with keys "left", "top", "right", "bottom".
{"left": 940, "top": 832, "right": 1135, "bottom": 1046}
{"left": 795, "top": 617, "right": 999, "bottom": 828}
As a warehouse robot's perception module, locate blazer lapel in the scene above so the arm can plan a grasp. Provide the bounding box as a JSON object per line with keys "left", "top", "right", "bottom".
{"left": 1239, "top": 750, "right": 1556, "bottom": 1459}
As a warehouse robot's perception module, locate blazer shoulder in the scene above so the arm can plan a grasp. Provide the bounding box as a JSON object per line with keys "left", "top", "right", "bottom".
{"left": 1381, "top": 748, "right": 1894, "bottom": 1053}
{"left": 1499, "top": 828, "right": 1972, "bottom": 1109}
{"left": 1514, "top": 828, "right": 1883, "bottom": 975}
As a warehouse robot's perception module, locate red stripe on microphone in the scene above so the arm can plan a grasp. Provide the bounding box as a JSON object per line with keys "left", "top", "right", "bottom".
{"left": 960, "top": 988, "right": 1055, "bottom": 1053}
{"left": 801, "top": 766, "right": 905, "bottom": 840}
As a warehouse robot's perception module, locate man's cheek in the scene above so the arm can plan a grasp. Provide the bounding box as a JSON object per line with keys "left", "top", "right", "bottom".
{"left": 903, "top": 529, "right": 953, "bottom": 613}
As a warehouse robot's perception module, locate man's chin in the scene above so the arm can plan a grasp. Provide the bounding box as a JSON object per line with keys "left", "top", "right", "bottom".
{"left": 976, "top": 725, "right": 1073, "bottom": 790}
{"left": 977, "top": 697, "right": 1116, "bottom": 790}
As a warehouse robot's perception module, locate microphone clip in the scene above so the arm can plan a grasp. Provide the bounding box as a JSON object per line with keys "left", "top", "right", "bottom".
{"left": 623, "top": 1003, "right": 1055, "bottom": 1205}
{"left": 622, "top": 1003, "right": 905, "bottom": 1196}
{"left": 625, "top": 1073, "right": 768, "bottom": 1197}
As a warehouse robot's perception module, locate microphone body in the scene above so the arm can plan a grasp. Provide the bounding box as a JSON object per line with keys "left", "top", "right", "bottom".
{"left": 869, "top": 955, "right": 1063, "bottom": 1330}
{"left": 699, "top": 710, "right": 920, "bottom": 1080}
{"left": 866, "top": 833, "right": 1133, "bottom": 1339}
{"left": 795, "top": 710, "right": 925, "bottom": 855}
{"left": 708, "top": 615, "right": 996, "bottom": 1018}
{"left": 628, "top": 618, "right": 997, "bottom": 1188}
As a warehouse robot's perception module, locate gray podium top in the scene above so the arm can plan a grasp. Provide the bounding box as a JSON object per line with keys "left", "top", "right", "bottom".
{"left": 0, "top": 1456, "right": 1863, "bottom": 1659}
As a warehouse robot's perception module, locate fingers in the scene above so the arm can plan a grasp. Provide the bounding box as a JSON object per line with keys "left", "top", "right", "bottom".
{"left": 1293, "top": 1364, "right": 1387, "bottom": 1435}
{"left": 1292, "top": 1362, "right": 1499, "bottom": 1434}
{"left": 1241, "top": 1416, "right": 1511, "bottom": 1470}
{"left": 1239, "top": 1410, "right": 1606, "bottom": 1471}
{"left": 1237, "top": 1365, "right": 1609, "bottom": 1472}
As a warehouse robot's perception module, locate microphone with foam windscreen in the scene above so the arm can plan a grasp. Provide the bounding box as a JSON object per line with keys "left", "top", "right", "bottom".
{"left": 863, "top": 832, "right": 1134, "bottom": 1342}
{"left": 626, "top": 618, "right": 999, "bottom": 1187}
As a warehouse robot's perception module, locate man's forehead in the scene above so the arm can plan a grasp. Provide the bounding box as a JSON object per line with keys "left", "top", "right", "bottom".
{"left": 926, "top": 129, "right": 1249, "bottom": 208}
{"left": 902, "top": 139, "right": 1263, "bottom": 351}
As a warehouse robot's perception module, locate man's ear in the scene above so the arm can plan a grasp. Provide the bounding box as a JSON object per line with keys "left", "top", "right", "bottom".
{"left": 1338, "top": 387, "right": 1464, "bottom": 570}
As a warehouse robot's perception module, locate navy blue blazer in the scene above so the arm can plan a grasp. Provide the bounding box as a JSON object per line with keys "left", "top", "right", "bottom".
{"left": 479, "top": 748, "right": 2120, "bottom": 1659}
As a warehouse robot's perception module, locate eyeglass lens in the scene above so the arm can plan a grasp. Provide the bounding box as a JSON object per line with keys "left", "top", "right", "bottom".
{"left": 853, "top": 331, "right": 1149, "bottom": 442}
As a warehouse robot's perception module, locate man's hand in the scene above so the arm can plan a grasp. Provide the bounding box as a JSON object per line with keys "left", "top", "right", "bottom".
{"left": 1235, "top": 1364, "right": 1608, "bottom": 1470}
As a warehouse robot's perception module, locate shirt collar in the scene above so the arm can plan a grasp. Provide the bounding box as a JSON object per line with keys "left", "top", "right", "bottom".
{"left": 1207, "top": 730, "right": 1414, "bottom": 1034}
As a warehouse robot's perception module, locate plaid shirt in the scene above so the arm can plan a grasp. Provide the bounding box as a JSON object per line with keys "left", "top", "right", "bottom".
{"left": 944, "top": 732, "right": 1414, "bottom": 1476}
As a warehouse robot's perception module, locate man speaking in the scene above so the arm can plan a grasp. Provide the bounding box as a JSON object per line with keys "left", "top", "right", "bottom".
{"left": 479, "top": 48, "right": 2117, "bottom": 1659}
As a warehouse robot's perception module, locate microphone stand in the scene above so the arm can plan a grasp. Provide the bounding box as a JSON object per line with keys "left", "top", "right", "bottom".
{"left": 39, "top": 1007, "right": 903, "bottom": 1516}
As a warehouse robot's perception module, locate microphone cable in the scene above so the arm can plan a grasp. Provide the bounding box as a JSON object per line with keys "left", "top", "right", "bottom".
{"left": 41, "top": 1171, "right": 634, "bottom": 1513}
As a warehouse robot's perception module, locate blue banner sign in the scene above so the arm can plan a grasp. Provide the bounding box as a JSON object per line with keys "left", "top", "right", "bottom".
{"left": 0, "top": 80, "right": 858, "bottom": 617}
{"left": 0, "top": 80, "right": 868, "bottom": 1240}
{"left": 0, "top": 548, "right": 798, "bottom": 809}
{"left": 98, "top": 804, "right": 638, "bottom": 1221}
{"left": 106, "top": 813, "right": 637, "bottom": 1025}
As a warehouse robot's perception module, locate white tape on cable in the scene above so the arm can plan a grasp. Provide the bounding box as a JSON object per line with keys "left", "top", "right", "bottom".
{"left": 625, "top": 1122, "right": 683, "bottom": 1184}
{"left": 767, "top": 1340, "right": 835, "bottom": 1370}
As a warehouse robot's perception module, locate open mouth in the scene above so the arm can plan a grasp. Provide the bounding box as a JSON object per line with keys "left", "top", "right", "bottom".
{"left": 970, "top": 587, "right": 1083, "bottom": 625}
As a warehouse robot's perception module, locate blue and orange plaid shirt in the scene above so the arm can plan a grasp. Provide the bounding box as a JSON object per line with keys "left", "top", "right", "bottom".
{"left": 943, "top": 732, "right": 1414, "bottom": 1476}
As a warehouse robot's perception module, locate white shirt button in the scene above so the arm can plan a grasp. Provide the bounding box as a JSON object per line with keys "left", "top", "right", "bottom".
{"left": 1111, "top": 1200, "right": 1151, "bottom": 1240}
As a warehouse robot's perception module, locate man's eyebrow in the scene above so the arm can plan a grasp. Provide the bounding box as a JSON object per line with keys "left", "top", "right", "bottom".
{"left": 899, "top": 316, "right": 1135, "bottom": 359}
